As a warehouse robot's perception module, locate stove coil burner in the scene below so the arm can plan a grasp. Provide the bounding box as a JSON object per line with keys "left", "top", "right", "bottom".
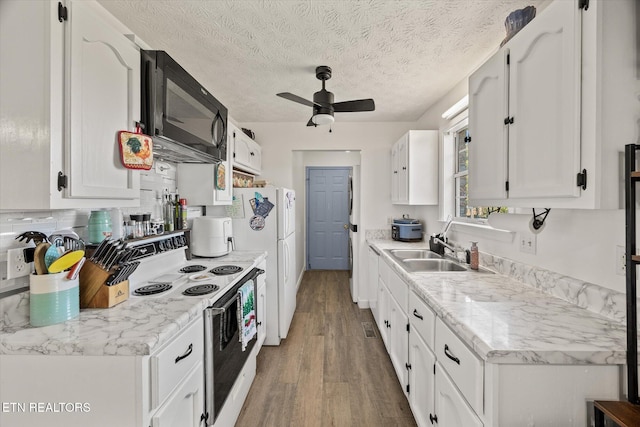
{"left": 182, "top": 284, "right": 220, "bottom": 296}
{"left": 210, "top": 265, "right": 244, "bottom": 276}
{"left": 133, "top": 283, "right": 172, "bottom": 296}
{"left": 180, "top": 265, "right": 207, "bottom": 274}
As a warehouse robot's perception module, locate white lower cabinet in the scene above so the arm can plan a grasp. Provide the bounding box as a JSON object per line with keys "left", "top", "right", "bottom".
{"left": 368, "top": 249, "right": 622, "bottom": 427}
{"left": 435, "top": 363, "right": 483, "bottom": 427}
{"left": 151, "top": 364, "right": 204, "bottom": 427}
{"left": 368, "top": 247, "right": 380, "bottom": 322}
{"left": 388, "top": 291, "right": 409, "bottom": 395}
{"left": 408, "top": 329, "right": 436, "bottom": 427}
{"left": 376, "top": 259, "right": 409, "bottom": 393}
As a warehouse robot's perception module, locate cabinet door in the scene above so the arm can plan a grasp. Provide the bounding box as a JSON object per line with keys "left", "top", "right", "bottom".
{"left": 151, "top": 364, "right": 204, "bottom": 427}
{"left": 409, "top": 331, "right": 436, "bottom": 427}
{"left": 368, "top": 248, "right": 379, "bottom": 321}
{"left": 248, "top": 140, "right": 262, "bottom": 174}
{"left": 388, "top": 293, "right": 409, "bottom": 394}
{"left": 391, "top": 143, "right": 399, "bottom": 203}
{"left": 377, "top": 278, "right": 389, "bottom": 347}
{"left": 468, "top": 50, "right": 509, "bottom": 202}
{"left": 507, "top": 0, "right": 581, "bottom": 199}
{"left": 434, "top": 364, "right": 483, "bottom": 427}
{"left": 66, "top": 0, "right": 140, "bottom": 199}
{"left": 233, "top": 129, "right": 251, "bottom": 169}
{"left": 397, "top": 135, "right": 409, "bottom": 203}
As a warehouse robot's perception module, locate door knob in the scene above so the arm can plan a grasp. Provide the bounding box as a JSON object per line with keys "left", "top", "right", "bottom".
{"left": 343, "top": 224, "right": 349, "bottom": 230}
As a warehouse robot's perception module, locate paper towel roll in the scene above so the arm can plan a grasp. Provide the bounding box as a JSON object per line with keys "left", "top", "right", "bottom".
{"left": 487, "top": 212, "right": 545, "bottom": 234}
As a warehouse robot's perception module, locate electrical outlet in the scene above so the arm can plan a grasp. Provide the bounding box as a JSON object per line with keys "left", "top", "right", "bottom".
{"left": 7, "top": 248, "right": 30, "bottom": 279}
{"left": 518, "top": 233, "right": 537, "bottom": 254}
{"left": 616, "top": 245, "right": 626, "bottom": 276}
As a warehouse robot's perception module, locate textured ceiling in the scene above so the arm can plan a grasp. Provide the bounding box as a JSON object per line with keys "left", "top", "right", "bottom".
{"left": 98, "top": 0, "right": 547, "bottom": 123}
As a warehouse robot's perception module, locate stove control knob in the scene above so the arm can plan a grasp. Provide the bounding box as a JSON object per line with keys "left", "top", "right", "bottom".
{"left": 165, "top": 239, "right": 174, "bottom": 250}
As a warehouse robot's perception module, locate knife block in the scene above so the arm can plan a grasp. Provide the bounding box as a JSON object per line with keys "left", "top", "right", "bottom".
{"left": 79, "top": 260, "right": 129, "bottom": 308}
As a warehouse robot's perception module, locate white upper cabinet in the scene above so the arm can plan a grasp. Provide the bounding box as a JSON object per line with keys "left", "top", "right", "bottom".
{"left": 231, "top": 123, "right": 261, "bottom": 175}
{"left": 0, "top": 0, "right": 141, "bottom": 210}
{"left": 469, "top": 0, "right": 637, "bottom": 209}
{"left": 391, "top": 130, "right": 438, "bottom": 205}
{"left": 468, "top": 50, "right": 509, "bottom": 201}
{"left": 67, "top": 0, "right": 141, "bottom": 200}
{"left": 507, "top": 0, "right": 581, "bottom": 200}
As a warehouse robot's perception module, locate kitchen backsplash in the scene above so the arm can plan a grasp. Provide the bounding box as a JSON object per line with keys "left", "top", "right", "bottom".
{"left": 0, "top": 161, "right": 186, "bottom": 295}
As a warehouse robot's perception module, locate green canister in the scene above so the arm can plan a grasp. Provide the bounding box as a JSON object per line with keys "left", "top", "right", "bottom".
{"left": 88, "top": 210, "right": 112, "bottom": 243}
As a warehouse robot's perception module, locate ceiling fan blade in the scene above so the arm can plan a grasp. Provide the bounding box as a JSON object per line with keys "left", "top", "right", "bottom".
{"left": 306, "top": 117, "right": 316, "bottom": 127}
{"left": 332, "top": 99, "right": 375, "bottom": 113}
{"left": 277, "top": 92, "right": 320, "bottom": 108}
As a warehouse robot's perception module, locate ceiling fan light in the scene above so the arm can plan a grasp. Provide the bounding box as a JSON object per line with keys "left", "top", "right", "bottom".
{"left": 312, "top": 114, "right": 334, "bottom": 126}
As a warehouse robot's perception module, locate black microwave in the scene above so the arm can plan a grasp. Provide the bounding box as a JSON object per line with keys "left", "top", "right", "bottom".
{"left": 141, "top": 50, "right": 227, "bottom": 163}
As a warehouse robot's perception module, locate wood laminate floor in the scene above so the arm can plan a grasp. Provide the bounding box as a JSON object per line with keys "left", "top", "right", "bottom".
{"left": 236, "top": 270, "right": 417, "bottom": 427}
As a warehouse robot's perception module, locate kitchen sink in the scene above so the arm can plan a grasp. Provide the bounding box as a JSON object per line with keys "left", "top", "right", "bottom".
{"left": 383, "top": 248, "right": 494, "bottom": 273}
{"left": 388, "top": 249, "right": 442, "bottom": 259}
{"left": 401, "top": 259, "right": 468, "bottom": 272}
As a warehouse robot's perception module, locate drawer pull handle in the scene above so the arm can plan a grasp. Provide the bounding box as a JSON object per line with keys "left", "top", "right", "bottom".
{"left": 175, "top": 343, "right": 193, "bottom": 364}
{"left": 429, "top": 413, "right": 438, "bottom": 424}
{"left": 444, "top": 344, "right": 460, "bottom": 365}
{"left": 413, "top": 309, "right": 423, "bottom": 320}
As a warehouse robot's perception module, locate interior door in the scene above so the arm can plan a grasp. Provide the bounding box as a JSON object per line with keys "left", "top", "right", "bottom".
{"left": 306, "top": 167, "right": 350, "bottom": 270}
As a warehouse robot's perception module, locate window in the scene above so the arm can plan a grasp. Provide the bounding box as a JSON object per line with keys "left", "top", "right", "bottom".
{"left": 444, "top": 116, "right": 506, "bottom": 222}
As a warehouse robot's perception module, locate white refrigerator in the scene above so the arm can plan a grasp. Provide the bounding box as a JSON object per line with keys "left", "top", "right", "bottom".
{"left": 231, "top": 186, "right": 296, "bottom": 345}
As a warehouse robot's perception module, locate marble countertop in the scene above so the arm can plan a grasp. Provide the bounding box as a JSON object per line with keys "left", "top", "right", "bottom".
{"left": 0, "top": 251, "right": 267, "bottom": 357}
{"left": 368, "top": 239, "right": 627, "bottom": 365}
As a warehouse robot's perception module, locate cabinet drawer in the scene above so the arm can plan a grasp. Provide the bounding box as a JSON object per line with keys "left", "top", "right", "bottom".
{"left": 435, "top": 317, "right": 483, "bottom": 415}
{"left": 385, "top": 261, "right": 408, "bottom": 312}
{"left": 151, "top": 318, "right": 204, "bottom": 408}
{"left": 409, "top": 291, "right": 435, "bottom": 348}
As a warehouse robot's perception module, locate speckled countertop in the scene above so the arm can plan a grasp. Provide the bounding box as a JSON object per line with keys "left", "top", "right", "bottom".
{"left": 368, "top": 239, "right": 627, "bottom": 365}
{"left": 0, "top": 251, "right": 266, "bottom": 357}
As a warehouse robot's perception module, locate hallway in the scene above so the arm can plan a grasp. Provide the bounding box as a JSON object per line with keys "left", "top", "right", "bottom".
{"left": 236, "top": 270, "right": 417, "bottom": 427}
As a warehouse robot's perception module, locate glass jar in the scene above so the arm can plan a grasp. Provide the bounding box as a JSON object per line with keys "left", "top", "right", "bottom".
{"left": 142, "top": 213, "right": 151, "bottom": 236}
{"left": 129, "top": 214, "right": 144, "bottom": 238}
{"left": 88, "top": 210, "right": 112, "bottom": 244}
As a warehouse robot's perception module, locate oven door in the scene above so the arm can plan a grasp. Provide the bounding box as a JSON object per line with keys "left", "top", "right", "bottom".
{"left": 203, "top": 268, "right": 263, "bottom": 425}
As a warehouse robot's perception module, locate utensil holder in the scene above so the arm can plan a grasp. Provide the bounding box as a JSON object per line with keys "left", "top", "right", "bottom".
{"left": 78, "top": 260, "right": 129, "bottom": 308}
{"left": 29, "top": 272, "right": 79, "bottom": 327}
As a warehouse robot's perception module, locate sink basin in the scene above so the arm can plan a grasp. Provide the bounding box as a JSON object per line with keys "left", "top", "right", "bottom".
{"left": 402, "top": 259, "right": 468, "bottom": 272}
{"left": 388, "top": 249, "right": 442, "bottom": 260}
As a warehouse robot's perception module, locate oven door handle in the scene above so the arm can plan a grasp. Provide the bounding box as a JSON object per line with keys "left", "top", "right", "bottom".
{"left": 210, "top": 296, "right": 237, "bottom": 313}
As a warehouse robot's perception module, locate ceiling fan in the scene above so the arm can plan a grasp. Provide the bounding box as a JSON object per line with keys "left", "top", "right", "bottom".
{"left": 277, "top": 66, "right": 375, "bottom": 127}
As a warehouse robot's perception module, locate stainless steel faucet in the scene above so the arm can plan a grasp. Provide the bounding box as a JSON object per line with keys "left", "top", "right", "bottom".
{"left": 433, "top": 237, "right": 456, "bottom": 253}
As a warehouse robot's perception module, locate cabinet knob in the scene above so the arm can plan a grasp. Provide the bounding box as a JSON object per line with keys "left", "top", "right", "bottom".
{"left": 429, "top": 413, "right": 438, "bottom": 424}
{"left": 402, "top": 166, "right": 407, "bottom": 170}
{"left": 413, "top": 309, "right": 423, "bottom": 320}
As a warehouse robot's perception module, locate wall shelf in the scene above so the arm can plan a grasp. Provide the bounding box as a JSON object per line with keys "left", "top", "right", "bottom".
{"left": 595, "top": 143, "right": 640, "bottom": 425}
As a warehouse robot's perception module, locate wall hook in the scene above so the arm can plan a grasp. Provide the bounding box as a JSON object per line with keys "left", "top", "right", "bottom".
{"left": 531, "top": 208, "right": 550, "bottom": 231}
